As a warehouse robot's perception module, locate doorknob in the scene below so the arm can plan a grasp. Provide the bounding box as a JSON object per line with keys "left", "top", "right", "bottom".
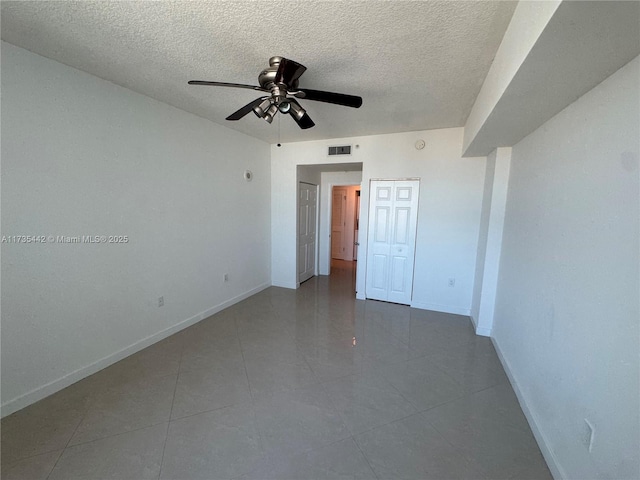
{"left": 354, "top": 242, "right": 360, "bottom": 246}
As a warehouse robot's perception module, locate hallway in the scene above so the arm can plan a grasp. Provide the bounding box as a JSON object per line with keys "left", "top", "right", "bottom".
{"left": 1, "top": 266, "right": 551, "bottom": 479}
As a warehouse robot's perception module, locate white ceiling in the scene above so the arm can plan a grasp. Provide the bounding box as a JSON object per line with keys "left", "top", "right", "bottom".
{"left": 1, "top": 1, "right": 517, "bottom": 144}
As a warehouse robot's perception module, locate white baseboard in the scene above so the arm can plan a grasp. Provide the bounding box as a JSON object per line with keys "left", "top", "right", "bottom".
{"left": 469, "top": 314, "right": 492, "bottom": 337}
{"left": 475, "top": 326, "right": 492, "bottom": 337}
{"left": 410, "top": 301, "right": 471, "bottom": 317}
{"left": 271, "top": 280, "right": 298, "bottom": 289}
{"left": 1, "top": 282, "right": 270, "bottom": 418}
{"left": 491, "top": 337, "right": 566, "bottom": 480}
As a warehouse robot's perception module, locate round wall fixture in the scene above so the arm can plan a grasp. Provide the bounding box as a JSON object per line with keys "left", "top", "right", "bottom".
{"left": 415, "top": 139, "right": 426, "bottom": 150}
{"left": 244, "top": 170, "right": 253, "bottom": 182}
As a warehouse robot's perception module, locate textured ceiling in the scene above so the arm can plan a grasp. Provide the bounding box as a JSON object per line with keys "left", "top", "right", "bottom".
{"left": 1, "top": 1, "right": 517, "bottom": 144}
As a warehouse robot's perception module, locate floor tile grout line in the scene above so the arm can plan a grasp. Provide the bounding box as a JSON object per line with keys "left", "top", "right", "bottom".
{"left": 53, "top": 420, "right": 170, "bottom": 449}
{"left": 417, "top": 351, "right": 472, "bottom": 388}
{"left": 44, "top": 410, "right": 86, "bottom": 480}
{"left": 299, "top": 342, "right": 324, "bottom": 387}
{"left": 41, "top": 449, "right": 65, "bottom": 480}
{"left": 350, "top": 434, "right": 381, "bottom": 480}
{"left": 233, "top": 313, "right": 255, "bottom": 403}
{"left": 424, "top": 378, "right": 509, "bottom": 416}
{"left": 344, "top": 410, "right": 422, "bottom": 438}
{"left": 318, "top": 369, "right": 423, "bottom": 438}
{"left": 416, "top": 380, "right": 542, "bottom": 478}
{"left": 312, "top": 369, "right": 354, "bottom": 438}
{"left": 232, "top": 311, "right": 269, "bottom": 459}
{"left": 84, "top": 370, "right": 182, "bottom": 404}
{"left": 413, "top": 391, "right": 469, "bottom": 415}
{"left": 413, "top": 379, "right": 530, "bottom": 432}
{"left": 156, "top": 421, "right": 172, "bottom": 480}
{"left": 419, "top": 411, "right": 494, "bottom": 480}
{"left": 52, "top": 374, "right": 180, "bottom": 450}
{"left": 409, "top": 376, "right": 510, "bottom": 418}
{"left": 251, "top": 432, "right": 358, "bottom": 476}
{"left": 248, "top": 362, "right": 354, "bottom": 463}
{"left": 157, "top": 342, "right": 184, "bottom": 479}
{"left": 367, "top": 314, "right": 413, "bottom": 348}
{"left": 2, "top": 446, "right": 63, "bottom": 466}
{"left": 170, "top": 399, "right": 258, "bottom": 424}
{"left": 370, "top": 367, "right": 426, "bottom": 415}
{"left": 387, "top": 358, "right": 469, "bottom": 414}
{"left": 363, "top": 352, "right": 469, "bottom": 416}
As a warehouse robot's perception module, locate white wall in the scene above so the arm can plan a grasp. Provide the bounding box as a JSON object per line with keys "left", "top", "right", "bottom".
{"left": 271, "top": 129, "right": 486, "bottom": 315}
{"left": 471, "top": 147, "right": 511, "bottom": 336}
{"left": 1, "top": 43, "right": 271, "bottom": 415}
{"left": 493, "top": 56, "right": 639, "bottom": 479}
{"left": 471, "top": 151, "right": 496, "bottom": 325}
{"left": 297, "top": 165, "right": 322, "bottom": 186}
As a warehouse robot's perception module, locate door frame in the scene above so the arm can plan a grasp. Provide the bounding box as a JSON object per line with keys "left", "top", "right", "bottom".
{"left": 296, "top": 181, "right": 319, "bottom": 287}
{"left": 326, "top": 182, "right": 362, "bottom": 268}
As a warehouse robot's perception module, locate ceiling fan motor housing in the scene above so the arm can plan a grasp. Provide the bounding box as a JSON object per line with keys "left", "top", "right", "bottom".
{"left": 258, "top": 56, "right": 300, "bottom": 91}
{"left": 258, "top": 67, "right": 276, "bottom": 88}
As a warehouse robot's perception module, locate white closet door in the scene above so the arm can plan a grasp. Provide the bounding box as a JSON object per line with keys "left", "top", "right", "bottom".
{"left": 365, "top": 180, "right": 419, "bottom": 305}
{"left": 298, "top": 182, "right": 317, "bottom": 283}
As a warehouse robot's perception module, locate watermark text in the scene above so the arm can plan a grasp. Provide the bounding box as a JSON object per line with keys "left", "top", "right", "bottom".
{"left": 2, "top": 235, "right": 129, "bottom": 244}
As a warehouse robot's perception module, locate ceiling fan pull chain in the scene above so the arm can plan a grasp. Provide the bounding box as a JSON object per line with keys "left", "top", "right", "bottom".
{"left": 277, "top": 113, "right": 282, "bottom": 147}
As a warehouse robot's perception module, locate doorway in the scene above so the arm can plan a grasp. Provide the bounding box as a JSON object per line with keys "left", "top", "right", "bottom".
{"left": 331, "top": 185, "right": 359, "bottom": 261}
{"left": 330, "top": 185, "right": 360, "bottom": 292}
{"left": 296, "top": 163, "right": 362, "bottom": 290}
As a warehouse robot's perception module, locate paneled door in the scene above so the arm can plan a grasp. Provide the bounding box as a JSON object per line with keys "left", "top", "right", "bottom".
{"left": 298, "top": 182, "right": 318, "bottom": 284}
{"left": 365, "top": 180, "right": 419, "bottom": 304}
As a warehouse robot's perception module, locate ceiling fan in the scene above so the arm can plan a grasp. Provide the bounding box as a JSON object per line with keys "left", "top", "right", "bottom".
{"left": 188, "top": 56, "right": 363, "bottom": 129}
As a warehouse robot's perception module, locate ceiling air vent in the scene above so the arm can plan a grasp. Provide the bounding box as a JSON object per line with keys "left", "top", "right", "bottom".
{"left": 328, "top": 145, "right": 352, "bottom": 156}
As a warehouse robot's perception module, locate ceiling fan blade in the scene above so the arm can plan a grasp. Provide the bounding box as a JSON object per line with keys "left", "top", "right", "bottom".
{"left": 290, "top": 111, "right": 315, "bottom": 129}
{"left": 188, "top": 80, "right": 268, "bottom": 92}
{"left": 288, "top": 99, "right": 315, "bottom": 129}
{"left": 295, "top": 89, "right": 363, "bottom": 108}
{"left": 226, "top": 97, "right": 269, "bottom": 121}
{"left": 274, "top": 58, "right": 307, "bottom": 87}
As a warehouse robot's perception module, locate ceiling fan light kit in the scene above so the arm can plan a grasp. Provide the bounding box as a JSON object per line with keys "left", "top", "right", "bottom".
{"left": 188, "top": 56, "right": 362, "bottom": 130}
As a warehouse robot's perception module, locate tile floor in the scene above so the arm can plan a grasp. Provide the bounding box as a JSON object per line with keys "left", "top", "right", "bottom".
{"left": 1, "top": 261, "right": 552, "bottom": 479}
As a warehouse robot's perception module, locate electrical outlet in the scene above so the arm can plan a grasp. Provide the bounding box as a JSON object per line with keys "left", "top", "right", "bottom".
{"left": 448, "top": 278, "right": 456, "bottom": 287}
{"left": 582, "top": 419, "right": 595, "bottom": 452}
{"left": 158, "top": 296, "right": 164, "bottom": 307}
{"left": 223, "top": 273, "right": 229, "bottom": 282}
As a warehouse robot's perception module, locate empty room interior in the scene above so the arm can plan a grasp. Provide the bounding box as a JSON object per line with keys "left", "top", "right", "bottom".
{"left": 1, "top": 1, "right": 639, "bottom": 479}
